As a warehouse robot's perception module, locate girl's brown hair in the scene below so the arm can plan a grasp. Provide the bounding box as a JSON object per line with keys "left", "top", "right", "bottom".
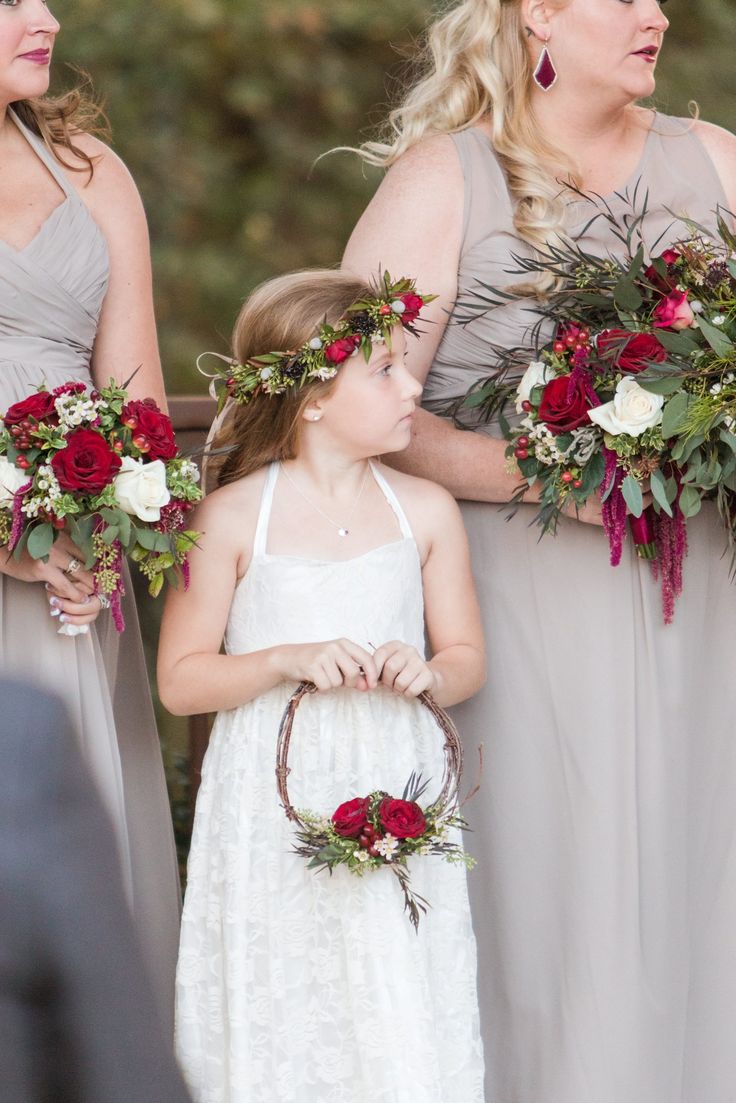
{"left": 211, "top": 270, "right": 376, "bottom": 487}
{"left": 13, "top": 73, "right": 109, "bottom": 178}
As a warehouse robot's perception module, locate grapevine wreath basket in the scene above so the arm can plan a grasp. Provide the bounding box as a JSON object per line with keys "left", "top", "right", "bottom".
{"left": 275, "top": 681, "right": 475, "bottom": 929}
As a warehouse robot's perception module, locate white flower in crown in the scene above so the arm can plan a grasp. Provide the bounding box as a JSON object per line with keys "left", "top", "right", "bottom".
{"left": 588, "top": 377, "right": 664, "bottom": 437}
{"left": 373, "top": 834, "right": 400, "bottom": 862}
{"left": 515, "top": 360, "right": 554, "bottom": 413}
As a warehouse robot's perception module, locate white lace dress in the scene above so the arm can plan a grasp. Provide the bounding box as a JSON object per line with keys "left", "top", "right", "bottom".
{"left": 176, "top": 462, "right": 484, "bottom": 1103}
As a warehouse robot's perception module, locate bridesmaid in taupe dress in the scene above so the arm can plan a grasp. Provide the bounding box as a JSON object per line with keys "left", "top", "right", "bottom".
{"left": 345, "top": 1, "right": 736, "bottom": 1101}
{"left": 0, "top": 3, "right": 179, "bottom": 1032}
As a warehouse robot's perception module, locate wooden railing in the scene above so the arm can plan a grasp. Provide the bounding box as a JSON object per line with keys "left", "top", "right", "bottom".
{"left": 169, "top": 395, "right": 217, "bottom": 803}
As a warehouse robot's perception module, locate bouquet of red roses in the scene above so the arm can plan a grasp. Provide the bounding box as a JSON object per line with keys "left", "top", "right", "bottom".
{"left": 0, "top": 378, "right": 201, "bottom": 633}
{"left": 463, "top": 196, "right": 736, "bottom": 623}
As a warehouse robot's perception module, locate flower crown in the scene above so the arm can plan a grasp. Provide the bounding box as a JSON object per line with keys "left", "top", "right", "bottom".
{"left": 209, "top": 274, "right": 433, "bottom": 410}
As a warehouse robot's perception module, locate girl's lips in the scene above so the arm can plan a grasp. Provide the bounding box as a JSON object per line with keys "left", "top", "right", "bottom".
{"left": 19, "top": 49, "right": 51, "bottom": 63}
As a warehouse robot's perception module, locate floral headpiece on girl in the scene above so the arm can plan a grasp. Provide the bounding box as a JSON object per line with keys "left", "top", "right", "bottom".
{"left": 204, "top": 274, "right": 433, "bottom": 411}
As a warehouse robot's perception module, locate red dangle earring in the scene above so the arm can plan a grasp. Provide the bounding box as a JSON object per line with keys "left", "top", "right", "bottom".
{"left": 533, "top": 35, "right": 558, "bottom": 92}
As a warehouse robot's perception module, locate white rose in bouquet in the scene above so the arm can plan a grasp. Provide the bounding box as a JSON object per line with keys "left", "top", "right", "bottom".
{"left": 588, "top": 377, "right": 664, "bottom": 437}
{"left": 0, "top": 455, "right": 30, "bottom": 507}
{"left": 113, "top": 456, "right": 170, "bottom": 522}
{"left": 515, "top": 360, "right": 554, "bottom": 413}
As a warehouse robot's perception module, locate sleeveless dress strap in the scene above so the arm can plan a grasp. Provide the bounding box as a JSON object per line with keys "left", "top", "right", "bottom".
{"left": 8, "top": 107, "right": 73, "bottom": 197}
{"left": 369, "top": 462, "right": 413, "bottom": 540}
{"left": 252, "top": 462, "right": 279, "bottom": 557}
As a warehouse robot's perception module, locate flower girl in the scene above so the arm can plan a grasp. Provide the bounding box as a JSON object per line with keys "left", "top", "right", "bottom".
{"left": 158, "top": 269, "right": 485, "bottom": 1102}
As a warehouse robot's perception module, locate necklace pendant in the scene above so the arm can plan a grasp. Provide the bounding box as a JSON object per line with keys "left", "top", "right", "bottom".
{"left": 338, "top": 527, "right": 349, "bottom": 537}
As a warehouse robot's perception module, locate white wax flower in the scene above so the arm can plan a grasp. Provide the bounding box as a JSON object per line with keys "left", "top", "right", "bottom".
{"left": 0, "top": 455, "right": 30, "bottom": 507}
{"left": 515, "top": 360, "right": 553, "bottom": 413}
{"left": 113, "top": 456, "right": 170, "bottom": 521}
{"left": 588, "top": 377, "right": 664, "bottom": 437}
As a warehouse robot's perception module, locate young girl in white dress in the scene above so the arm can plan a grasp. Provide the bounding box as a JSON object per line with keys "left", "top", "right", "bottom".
{"left": 158, "top": 269, "right": 485, "bottom": 1103}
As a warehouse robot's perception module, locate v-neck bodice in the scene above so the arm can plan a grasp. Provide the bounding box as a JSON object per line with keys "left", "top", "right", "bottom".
{"left": 0, "top": 109, "right": 109, "bottom": 389}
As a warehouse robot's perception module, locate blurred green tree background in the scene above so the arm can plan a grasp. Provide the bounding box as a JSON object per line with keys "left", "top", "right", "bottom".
{"left": 55, "top": 0, "right": 736, "bottom": 396}
{"left": 52, "top": 0, "right": 735, "bottom": 866}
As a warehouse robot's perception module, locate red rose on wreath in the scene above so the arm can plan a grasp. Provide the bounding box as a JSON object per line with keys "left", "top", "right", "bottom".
{"left": 3, "top": 391, "right": 58, "bottom": 428}
{"left": 379, "top": 797, "right": 427, "bottom": 839}
{"left": 324, "top": 335, "right": 360, "bottom": 364}
{"left": 121, "top": 399, "right": 177, "bottom": 460}
{"left": 538, "top": 375, "right": 591, "bottom": 435}
{"left": 51, "top": 428, "right": 122, "bottom": 493}
{"left": 398, "top": 293, "right": 425, "bottom": 324}
{"left": 597, "top": 329, "right": 667, "bottom": 374}
{"left": 332, "top": 797, "right": 370, "bottom": 838}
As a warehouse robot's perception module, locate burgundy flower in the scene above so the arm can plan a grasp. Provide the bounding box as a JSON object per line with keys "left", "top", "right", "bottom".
{"left": 538, "top": 375, "right": 592, "bottom": 435}
{"left": 324, "top": 336, "right": 361, "bottom": 364}
{"left": 379, "top": 797, "right": 427, "bottom": 839}
{"left": 50, "top": 428, "right": 122, "bottom": 494}
{"left": 3, "top": 391, "right": 57, "bottom": 429}
{"left": 331, "top": 797, "right": 370, "bottom": 838}
{"left": 398, "top": 293, "right": 425, "bottom": 324}
{"left": 121, "top": 398, "right": 177, "bottom": 461}
{"left": 597, "top": 329, "right": 667, "bottom": 374}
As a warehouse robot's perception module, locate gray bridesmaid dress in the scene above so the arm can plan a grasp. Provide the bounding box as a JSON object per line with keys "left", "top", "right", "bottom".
{"left": 0, "top": 109, "right": 180, "bottom": 1033}
{"left": 424, "top": 116, "right": 736, "bottom": 1103}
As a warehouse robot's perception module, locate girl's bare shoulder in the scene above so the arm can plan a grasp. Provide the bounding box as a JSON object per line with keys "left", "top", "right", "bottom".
{"left": 374, "top": 463, "right": 462, "bottom": 541}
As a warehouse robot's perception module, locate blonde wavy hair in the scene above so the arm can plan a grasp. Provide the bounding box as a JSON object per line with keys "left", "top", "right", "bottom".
{"left": 210, "top": 270, "right": 377, "bottom": 487}
{"left": 360, "top": 0, "right": 575, "bottom": 293}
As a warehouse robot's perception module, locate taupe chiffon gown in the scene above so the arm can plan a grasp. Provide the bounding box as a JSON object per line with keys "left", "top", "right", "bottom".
{"left": 0, "top": 109, "right": 180, "bottom": 1033}
{"left": 424, "top": 116, "right": 736, "bottom": 1103}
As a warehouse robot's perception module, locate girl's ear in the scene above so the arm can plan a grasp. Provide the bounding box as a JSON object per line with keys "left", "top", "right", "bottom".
{"left": 302, "top": 402, "right": 323, "bottom": 423}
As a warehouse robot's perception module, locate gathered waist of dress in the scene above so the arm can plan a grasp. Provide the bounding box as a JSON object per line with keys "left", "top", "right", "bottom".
{"left": 0, "top": 334, "right": 92, "bottom": 380}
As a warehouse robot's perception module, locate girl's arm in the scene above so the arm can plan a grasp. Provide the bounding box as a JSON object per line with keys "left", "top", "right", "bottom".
{"left": 372, "top": 477, "right": 485, "bottom": 709}
{"left": 66, "top": 136, "right": 167, "bottom": 410}
{"left": 157, "top": 483, "right": 379, "bottom": 716}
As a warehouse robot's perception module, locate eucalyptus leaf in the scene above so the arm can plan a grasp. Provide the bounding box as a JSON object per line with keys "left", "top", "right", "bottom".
{"left": 678, "top": 484, "right": 702, "bottom": 518}
{"left": 621, "top": 474, "right": 644, "bottom": 517}
{"left": 697, "top": 317, "right": 734, "bottom": 357}
{"left": 654, "top": 328, "right": 700, "bottom": 355}
{"left": 661, "top": 392, "right": 691, "bottom": 438}
{"left": 649, "top": 469, "right": 673, "bottom": 517}
{"left": 636, "top": 376, "right": 683, "bottom": 396}
{"left": 612, "top": 277, "right": 643, "bottom": 312}
{"left": 27, "top": 522, "right": 54, "bottom": 561}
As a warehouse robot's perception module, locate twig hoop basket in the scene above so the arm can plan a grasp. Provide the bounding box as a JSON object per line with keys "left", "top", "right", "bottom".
{"left": 275, "top": 681, "right": 464, "bottom": 828}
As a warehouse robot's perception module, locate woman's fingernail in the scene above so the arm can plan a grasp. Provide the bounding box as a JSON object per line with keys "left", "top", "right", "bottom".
{"left": 50, "top": 607, "right": 61, "bottom": 618}
{"left": 58, "top": 614, "right": 67, "bottom": 624}
{"left": 49, "top": 596, "right": 60, "bottom": 608}
{"left": 44, "top": 582, "right": 52, "bottom": 591}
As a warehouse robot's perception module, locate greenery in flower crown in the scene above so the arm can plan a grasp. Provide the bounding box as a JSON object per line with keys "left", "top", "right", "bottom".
{"left": 209, "top": 273, "right": 433, "bottom": 411}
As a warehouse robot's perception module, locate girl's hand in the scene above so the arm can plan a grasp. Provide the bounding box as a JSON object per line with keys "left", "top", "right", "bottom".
{"left": 373, "top": 640, "right": 437, "bottom": 698}
{"left": 273, "top": 639, "right": 379, "bottom": 693}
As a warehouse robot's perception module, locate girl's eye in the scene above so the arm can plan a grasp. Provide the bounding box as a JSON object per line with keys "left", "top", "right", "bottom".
{"left": 380, "top": 365, "right": 393, "bottom": 376}
{"left": 0, "top": 0, "right": 21, "bottom": 7}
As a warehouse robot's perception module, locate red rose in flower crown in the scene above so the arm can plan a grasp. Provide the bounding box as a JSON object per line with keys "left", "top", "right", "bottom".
{"left": 331, "top": 797, "right": 370, "bottom": 838}
{"left": 121, "top": 399, "right": 177, "bottom": 461}
{"left": 538, "top": 374, "right": 592, "bottom": 435}
{"left": 50, "top": 427, "right": 122, "bottom": 493}
{"left": 379, "top": 797, "right": 427, "bottom": 839}
{"left": 324, "top": 335, "right": 361, "bottom": 365}
{"left": 653, "top": 289, "right": 695, "bottom": 331}
{"left": 3, "top": 390, "right": 58, "bottom": 429}
{"left": 398, "top": 293, "right": 425, "bottom": 324}
{"left": 597, "top": 329, "right": 667, "bottom": 374}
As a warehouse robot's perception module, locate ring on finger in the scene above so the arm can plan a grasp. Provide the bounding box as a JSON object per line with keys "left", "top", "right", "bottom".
{"left": 64, "top": 557, "right": 82, "bottom": 576}
{"left": 97, "top": 593, "right": 111, "bottom": 610}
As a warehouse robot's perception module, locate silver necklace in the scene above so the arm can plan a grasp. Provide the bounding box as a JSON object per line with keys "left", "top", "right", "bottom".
{"left": 279, "top": 462, "right": 371, "bottom": 537}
